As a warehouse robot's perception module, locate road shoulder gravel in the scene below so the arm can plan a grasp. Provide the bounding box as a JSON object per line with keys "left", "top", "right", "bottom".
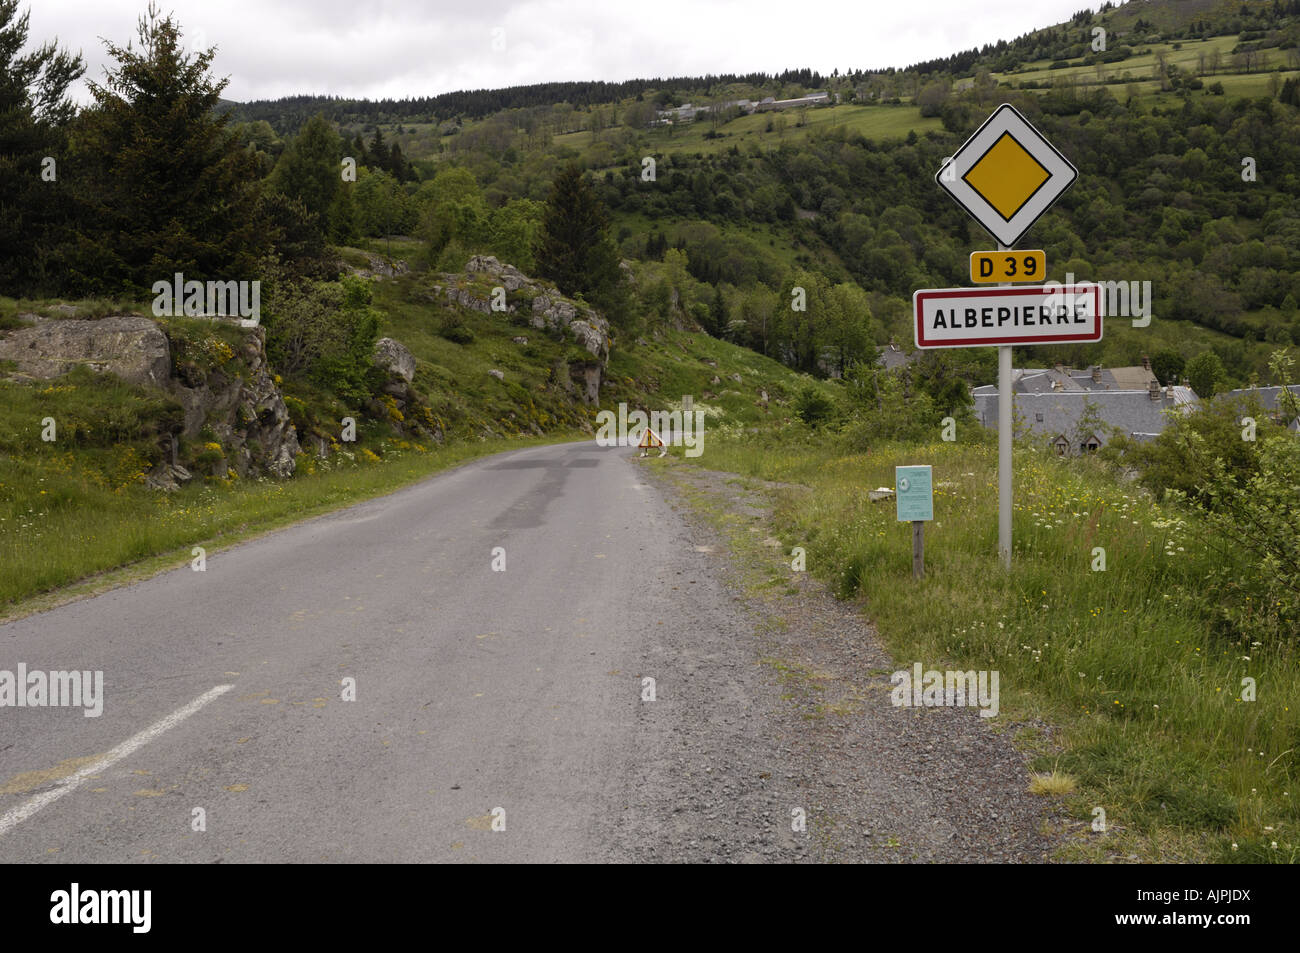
{"left": 603, "top": 456, "right": 1067, "bottom": 863}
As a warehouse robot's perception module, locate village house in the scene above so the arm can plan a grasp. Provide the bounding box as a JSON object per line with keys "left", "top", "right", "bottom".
{"left": 875, "top": 342, "right": 916, "bottom": 372}
{"left": 972, "top": 359, "right": 1199, "bottom": 454}
{"left": 653, "top": 91, "right": 829, "bottom": 125}
{"left": 752, "top": 91, "right": 830, "bottom": 111}
{"left": 1215, "top": 384, "right": 1300, "bottom": 432}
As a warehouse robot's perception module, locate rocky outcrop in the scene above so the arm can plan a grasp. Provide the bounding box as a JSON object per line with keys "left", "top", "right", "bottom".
{"left": 466, "top": 254, "right": 529, "bottom": 291}
{"left": 444, "top": 286, "right": 494, "bottom": 314}
{"left": 0, "top": 315, "right": 171, "bottom": 387}
{"left": 144, "top": 463, "right": 193, "bottom": 493}
{"left": 168, "top": 325, "right": 299, "bottom": 479}
{"left": 571, "top": 363, "right": 603, "bottom": 404}
{"left": 361, "top": 339, "right": 442, "bottom": 444}
{"left": 441, "top": 255, "right": 611, "bottom": 404}
{"left": 340, "top": 254, "right": 410, "bottom": 280}
{"left": 0, "top": 313, "right": 301, "bottom": 483}
{"left": 367, "top": 255, "right": 409, "bottom": 279}
{"left": 373, "top": 337, "right": 415, "bottom": 382}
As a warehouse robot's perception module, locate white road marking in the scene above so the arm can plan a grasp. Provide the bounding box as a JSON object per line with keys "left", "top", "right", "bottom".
{"left": 0, "top": 684, "right": 234, "bottom": 838}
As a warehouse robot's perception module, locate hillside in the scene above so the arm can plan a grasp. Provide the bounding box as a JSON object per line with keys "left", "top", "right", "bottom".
{"left": 0, "top": 253, "right": 825, "bottom": 611}
{"left": 213, "top": 1, "right": 1300, "bottom": 398}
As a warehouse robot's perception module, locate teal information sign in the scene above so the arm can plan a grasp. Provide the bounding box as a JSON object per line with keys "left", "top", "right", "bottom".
{"left": 895, "top": 465, "right": 933, "bottom": 522}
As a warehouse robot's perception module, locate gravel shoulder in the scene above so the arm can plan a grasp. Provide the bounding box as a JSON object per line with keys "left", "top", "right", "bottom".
{"left": 604, "top": 456, "right": 1066, "bottom": 863}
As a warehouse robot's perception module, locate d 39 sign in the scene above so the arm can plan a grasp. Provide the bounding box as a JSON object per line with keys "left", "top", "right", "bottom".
{"left": 970, "top": 249, "right": 1045, "bottom": 283}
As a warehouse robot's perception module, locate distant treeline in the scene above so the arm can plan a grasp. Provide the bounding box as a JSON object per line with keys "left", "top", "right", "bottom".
{"left": 226, "top": 69, "right": 829, "bottom": 133}
{"left": 226, "top": 1, "right": 1300, "bottom": 138}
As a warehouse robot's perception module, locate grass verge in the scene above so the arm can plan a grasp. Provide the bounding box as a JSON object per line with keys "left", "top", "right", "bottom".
{"left": 677, "top": 433, "right": 1298, "bottom": 863}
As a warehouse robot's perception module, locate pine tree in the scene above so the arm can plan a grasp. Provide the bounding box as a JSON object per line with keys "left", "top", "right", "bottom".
{"left": 535, "top": 164, "right": 608, "bottom": 296}
{"left": 269, "top": 114, "right": 341, "bottom": 224}
{"left": 649, "top": 231, "right": 667, "bottom": 260}
{"left": 368, "top": 127, "right": 389, "bottom": 171}
{"left": 0, "top": 0, "right": 85, "bottom": 295}
{"left": 63, "top": 4, "right": 266, "bottom": 293}
{"left": 708, "top": 286, "right": 726, "bottom": 336}
{"left": 328, "top": 182, "right": 358, "bottom": 245}
{"left": 534, "top": 164, "right": 627, "bottom": 325}
{"left": 388, "top": 141, "right": 410, "bottom": 182}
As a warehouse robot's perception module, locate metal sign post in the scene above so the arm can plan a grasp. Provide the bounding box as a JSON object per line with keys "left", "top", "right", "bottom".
{"left": 896, "top": 465, "right": 933, "bottom": 579}
{"left": 997, "top": 243, "right": 1012, "bottom": 570}
{"left": 912, "top": 520, "right": 925, "bottom": 579}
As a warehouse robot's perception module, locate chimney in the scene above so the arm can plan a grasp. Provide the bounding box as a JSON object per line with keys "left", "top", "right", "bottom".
{"left": 1166, "top": 384, "right": 1174, "bottom": 400}
{"left": 1091, "top": 365, "right": 1102, "bottom": 383}
{"left": 1149, "top": 379, "right": 1160, "bottom": 400}
{"left": 1141, "top": 355, "right": 1151, "bottom": 371}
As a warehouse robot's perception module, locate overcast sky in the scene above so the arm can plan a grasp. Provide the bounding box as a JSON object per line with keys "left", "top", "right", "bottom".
{"left": 32, "top": 0, "right": 1091, "bottom": 104}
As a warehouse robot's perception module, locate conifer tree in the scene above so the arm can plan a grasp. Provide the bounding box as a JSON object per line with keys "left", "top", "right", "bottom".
{"left": 269, "top": 113, "right": 342, "bottom": 224}
{"left": 368, "top": 127, "right": 390, "bottom": 171}
{"left": 0, "top": 0, "right": 84, "bottom": 294}
{"left": 64, "top": 3, "right": 265, "bottom": 293}
{"left": 535, "top": 164, "right": 618, "bottom": 300}
{"left": 388, "top": 141, "right": 410, "bottom": 182}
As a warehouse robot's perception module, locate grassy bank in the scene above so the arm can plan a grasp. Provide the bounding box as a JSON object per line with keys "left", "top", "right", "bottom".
{"left": 682, "top": 433, "right": 1298, "bottom": 863}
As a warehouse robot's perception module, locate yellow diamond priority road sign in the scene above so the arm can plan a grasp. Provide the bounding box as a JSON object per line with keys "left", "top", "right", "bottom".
{"left": 937, "top": 103, "right": 1077, "bottom": 247}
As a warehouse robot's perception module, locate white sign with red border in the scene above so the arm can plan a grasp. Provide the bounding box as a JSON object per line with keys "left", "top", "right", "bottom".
{"left": 913, "top": 283, "right": 1101, "bottom": 349}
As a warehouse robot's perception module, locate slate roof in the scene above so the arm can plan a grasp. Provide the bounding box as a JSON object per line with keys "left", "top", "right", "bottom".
{"left": 1217, "top": 384, "right": 1300, "bottom": 422}
{"left": 1107, "top": 366, "right": 1156, "bottom": 390}
{"left": 986, "top": 364, "right": 1158, "bottom": 395}
{"left": 875, "top": 343, "right": 915, "bottom": 371}
{"left": 973, "top": 386, "right": 1199, "bottom": 450}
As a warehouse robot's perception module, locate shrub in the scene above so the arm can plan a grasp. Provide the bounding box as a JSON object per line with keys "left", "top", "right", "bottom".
{"left": 793, "top": 385, "right": 837, "bottom": 428}
{"left": 439, "top": 314, "right": 475, "bottom": 344}
{"left": 1102, "top": 393, "right": 1272, "bottom": 504}
{"left": 263, "top": 264, "right": 380, "bottom": 405}
{"left": 1189, "top": 435, "right": 1300, "bottom": 641}
{"left": 840, "top": 366, "right": 941, "bottom": 445}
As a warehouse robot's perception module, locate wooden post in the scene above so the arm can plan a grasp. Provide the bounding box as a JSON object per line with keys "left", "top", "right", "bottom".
{"left": 912, "top": 521, "right": 925, "bottom": 578}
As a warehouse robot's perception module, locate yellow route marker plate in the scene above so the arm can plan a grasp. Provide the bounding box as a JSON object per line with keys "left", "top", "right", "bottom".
{"left": 970, "top": 249, "right": 1046, "bottom": 283}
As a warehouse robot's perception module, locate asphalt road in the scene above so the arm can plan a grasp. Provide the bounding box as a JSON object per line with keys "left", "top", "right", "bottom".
{"left": 0, "top": 440, "right": 719, "bottom": 863}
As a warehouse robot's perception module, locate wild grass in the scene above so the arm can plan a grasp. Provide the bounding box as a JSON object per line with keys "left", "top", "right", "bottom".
{"left": 687, "top": 433, "right": 1299, "bottom": 862}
